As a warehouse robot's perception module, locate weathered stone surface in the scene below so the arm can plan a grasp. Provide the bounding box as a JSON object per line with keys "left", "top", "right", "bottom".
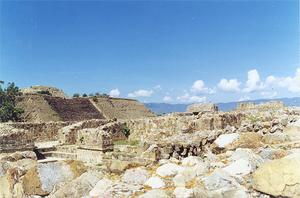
{"left": 253, "top": 158, "right": 300, "bottom": 197}
{"left": 138, "top": 189, "right": 170, "bottom": 198}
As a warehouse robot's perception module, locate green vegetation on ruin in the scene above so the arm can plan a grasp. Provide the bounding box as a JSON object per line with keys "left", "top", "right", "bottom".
{"left": 0, "top": 81, "right": 24, "bottom": 122}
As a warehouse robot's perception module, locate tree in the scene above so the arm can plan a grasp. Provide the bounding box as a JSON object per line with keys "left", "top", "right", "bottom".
{"left": 82, "top": 93, "right": 88, "bottom": 97}
{"left": 73, "top": 93, "right": 80, "bottom": 98}
{"left": 0, "top": 81, "right": 24, "bottom": 122}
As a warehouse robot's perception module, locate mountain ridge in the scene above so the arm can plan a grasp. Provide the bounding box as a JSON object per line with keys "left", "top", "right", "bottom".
{"left": 145, "top": 97, "right": 300, "bottom": 115}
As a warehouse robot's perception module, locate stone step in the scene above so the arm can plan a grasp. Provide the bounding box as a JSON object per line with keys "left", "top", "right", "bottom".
{"left": 35, "top": 141, "right": 60, "bottom": 152}
{"left": 43, "top": 151, "right": 77, "bottom": 160}
{"left": 56, "top": 145, "right": 78, "bottom": 153}
{"left": 38, "top": 157, "right": 65, "bottom": 163}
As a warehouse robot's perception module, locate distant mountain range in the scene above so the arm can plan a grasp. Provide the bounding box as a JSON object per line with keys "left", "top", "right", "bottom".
{"left": 145, "top": 97, "right": 300, "bottom": 115}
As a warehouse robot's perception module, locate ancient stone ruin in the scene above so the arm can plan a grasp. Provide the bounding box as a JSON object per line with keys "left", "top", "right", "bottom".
{"left": 1, "top": 95, "right": 300, "bottom": 198}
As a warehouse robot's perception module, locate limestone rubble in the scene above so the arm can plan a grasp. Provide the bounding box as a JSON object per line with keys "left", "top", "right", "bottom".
{"left": 1, "top": 101, "right": 300, "bottom": 197}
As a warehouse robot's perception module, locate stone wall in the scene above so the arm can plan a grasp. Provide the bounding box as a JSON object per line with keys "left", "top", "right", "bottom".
{"left": 58, "top": 119, "right": 126, "bottom": 146}
{"left": 186, "top": 103, "right": 218, "bottom": 114}
{"left": 6, "top": 122, "right": 71, "bottom": 142}
{"left": 236, "top": 101, "right": 285, "bottom": 111}
{"left": 127, "top": 112, "right": 245, "bottom": 142}
{"left": 0, "top": 125, "right": 34, "bottom": 152}
{"left": 0, "top": 122, "right": 73, "bottom": 152}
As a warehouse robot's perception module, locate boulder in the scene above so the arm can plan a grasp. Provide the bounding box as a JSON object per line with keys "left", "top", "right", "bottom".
{"left": 173, "top": 168, "right": 197, "bottom": 187}
{"left": 253, "top": 158, "right": 300, "bottom": 197}
{"left": 222, "top": 159, "right": 252, "bottom": 177}
{"left": 144, "top": 176, "right": 165, "bottom": 189}
{"left": 109, "top": 160, "right": 131, "bottom": 173}
{"left": 156, "top": 163, "right": 184, "bottom": 177}
{"left": 203, "top": 170, "right": 240, "bottom": 191}
{"left": 214, "top": 133, "right": 240, "bottom": 148}
{"left": 181, "top": 156, "right": 203, "bottom": 167}
{"left": 21, "top": 161, "right": 82, "bottom": 196}
{"left": 49, "top": 172, "right": 102, "bottom": 198}
{"left": 262, "top": 132, "right": 290, "bottom": 144}
{"left": 173, "top": 187, "right": 194, "bottom": 198}
{"left": 214, "top": 132, "right": 263, "bottom": 151}
{"left": 122, "top": 168, "right": 149, "bottom": 185}
{"left": 89, "top": 178, "right": 113, "bottom": 197}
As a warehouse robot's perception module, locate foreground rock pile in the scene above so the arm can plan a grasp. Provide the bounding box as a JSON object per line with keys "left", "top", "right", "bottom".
{"left": 1, "top": 101, "right": 300, "bottom": 198}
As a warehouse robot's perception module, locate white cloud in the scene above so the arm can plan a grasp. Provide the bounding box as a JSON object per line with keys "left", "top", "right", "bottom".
{"left": 189, "top": 96, "right": 207, "bottom": 103}
{"left": 286, "top": 68, "right": 300, "bottom": 93}
{"left": 109, "top": 89, "right": 120, "bottom": 97}
{"left": 177, "top": 93, "right": 206, "bottom": 103}
{"left": 191, "top": 80, "right": 215, "bottom": 94}
{"left": 243, "top": 69, "right": 264, "bottom": 93}
{"left": 238, "top": 96, "right": 250, "bottom": 102}
{"left": 163, "top": 96, "right": 173, "bottom": 102}
{"left": 218, "top": 78, "right": 240, "bottom": 92}
{"left": 128, "top": 89, "right": 153, "bottom": 98}
{"left": 153, "top": 85, "right": 162, "bottom": 90}
{"left": 261, "top": 91, "right": 277, "bottom": 98}
{"left": 264, "top": 68, "right": 300, "bottom": 93}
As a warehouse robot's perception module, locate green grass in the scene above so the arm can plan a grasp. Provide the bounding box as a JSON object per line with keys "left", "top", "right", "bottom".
{"left": 114, "top": 140, "right": 140, "bottom": 146}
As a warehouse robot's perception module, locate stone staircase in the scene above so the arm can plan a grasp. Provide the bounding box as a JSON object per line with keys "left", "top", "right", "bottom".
{"left": 35, "top": 141, "right": 77, "bottom": 162}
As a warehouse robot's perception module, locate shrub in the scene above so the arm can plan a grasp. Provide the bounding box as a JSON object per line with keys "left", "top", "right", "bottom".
{"left": 0, "top": 81, "right": 24, "bottom": 122}
{"left": 122, "top": 125, "right": 130, "bottom": 138}
{"left": 36, "top": 90, "right": 52, "bottom": 96}
{"left": 92, "top": 96, "right": 98, "bottom": 102}
{"left": 101, "top": 93, "right": 109, "bottom": 98}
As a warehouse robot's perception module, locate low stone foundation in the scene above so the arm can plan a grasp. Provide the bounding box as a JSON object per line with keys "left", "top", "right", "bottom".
{"left": 127, "top": 112, "right": 244, "bottom": 141}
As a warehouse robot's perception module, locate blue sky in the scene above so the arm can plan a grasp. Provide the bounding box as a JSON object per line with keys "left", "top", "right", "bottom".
{"left": 0, "top": 0, "right": 299, "bottom": 103}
